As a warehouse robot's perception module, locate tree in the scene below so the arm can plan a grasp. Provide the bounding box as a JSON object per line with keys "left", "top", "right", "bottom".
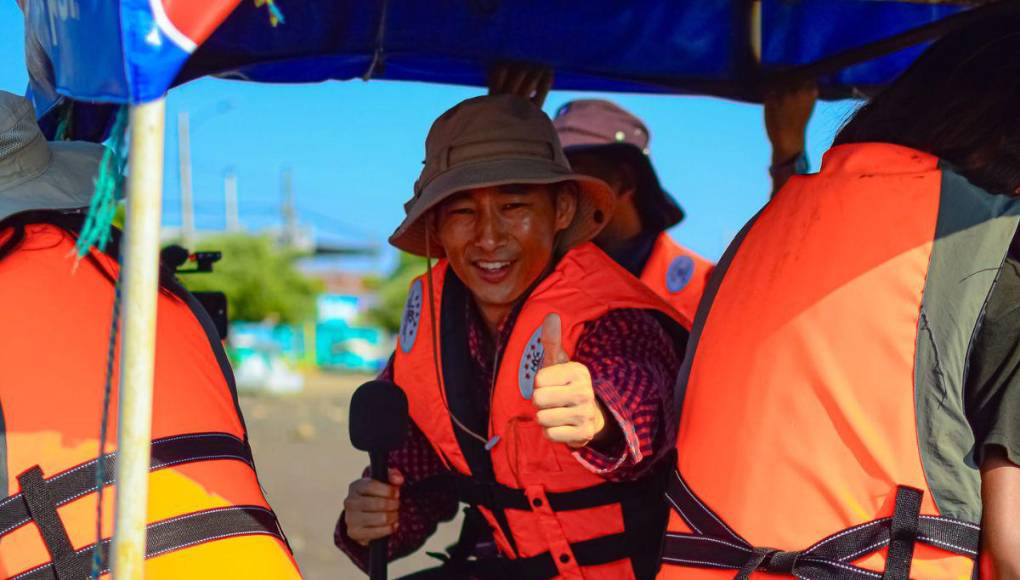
{"left": 179, "top": 234, "right": 323, "bottom": 324}
{"left": 362, "top": 251, "right": 427, "bottom": 333}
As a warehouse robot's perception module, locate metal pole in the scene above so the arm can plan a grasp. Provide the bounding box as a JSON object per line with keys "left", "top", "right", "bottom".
{"left": 178, "top": 111, "right": 194, "bottom": 247}
{"left": 111, "top": 97, "right": 166, "bottom": 580}
{"left": 225, "top": 170, "right": 240, "bottom": 232}
{"left": 281, "top": 168, "right": 296, "bottom": 247}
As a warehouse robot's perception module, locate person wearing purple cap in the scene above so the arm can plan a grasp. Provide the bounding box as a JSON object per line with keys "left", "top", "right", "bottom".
{"left": 490, "top": 67, "right": 817, "bottom": 325}
{"left": 550, "top": 99, "right": 714, "bottom": 325}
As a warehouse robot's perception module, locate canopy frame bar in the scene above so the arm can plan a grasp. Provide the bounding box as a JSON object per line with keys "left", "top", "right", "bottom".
{"left": 762, "top": 0, "right": 1018, "bottom": 90}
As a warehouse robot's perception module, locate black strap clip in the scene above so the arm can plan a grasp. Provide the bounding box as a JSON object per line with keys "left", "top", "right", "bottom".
{"left": 17, "top": 466, "right": 89, "bottom": 580}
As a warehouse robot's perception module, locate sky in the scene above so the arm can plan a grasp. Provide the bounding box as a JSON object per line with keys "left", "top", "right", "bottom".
{"left": 0, "top": 4, "right": 858, "bottom": 273}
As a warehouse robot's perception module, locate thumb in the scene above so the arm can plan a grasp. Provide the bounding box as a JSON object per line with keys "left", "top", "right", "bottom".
{"left": 541, "top": 313, "right": 569, "bottom": 368}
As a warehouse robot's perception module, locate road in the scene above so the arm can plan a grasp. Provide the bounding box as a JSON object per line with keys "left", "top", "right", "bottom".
{"left": 240, "top": 372, "right": 462, "bottom": 580}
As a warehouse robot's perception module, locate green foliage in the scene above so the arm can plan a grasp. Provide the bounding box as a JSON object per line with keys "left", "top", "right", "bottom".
{"left": 362, "top": 252, "right": 427, "bottom": 333}
{"left": 178, "top": 234, "right": 323, "bottom": 324}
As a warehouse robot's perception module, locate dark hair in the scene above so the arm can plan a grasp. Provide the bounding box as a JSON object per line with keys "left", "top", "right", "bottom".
{"left": 834, "top": 10, "right": 1020, "bottom": 195}
{"left": 0, "top": 210, "right": 182, "bottom": 293}
{"left": 567, "top": 146, "right": 673, "bottom": 231}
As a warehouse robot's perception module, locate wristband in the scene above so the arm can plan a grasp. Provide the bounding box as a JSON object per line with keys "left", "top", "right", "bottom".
{"left": 770, "top": 151, "right": 809, "bottom": 178}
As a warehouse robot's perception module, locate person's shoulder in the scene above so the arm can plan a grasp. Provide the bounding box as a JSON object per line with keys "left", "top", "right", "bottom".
{"left": 984, "top": 250, "right": 1020, "bottom": 324}
{"left": 580, "top": 308, "right": 674, "bottom": 350}
{"left": 593, "top": 307, "right": 661, "bottom": 328}
{"left": 573, "top": 308, "right": 683, "bottom": 381}
{"left": 656, "top": 233, "right": 713, "bottom": 266}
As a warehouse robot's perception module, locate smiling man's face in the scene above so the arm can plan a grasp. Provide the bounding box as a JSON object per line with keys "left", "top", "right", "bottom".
{"left": 434, "top": 183, "right": 576, "bottom": 331}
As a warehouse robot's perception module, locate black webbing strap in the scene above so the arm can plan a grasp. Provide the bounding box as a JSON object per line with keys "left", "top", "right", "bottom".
{"left": 494, "top": 532, "right": 632, "bottom": 579}
{"left": 438, "top": 272, "right": 519, "bottom": 556}
{"left": 662, "top": 470, "right": 979, "bottom": 579}
{"left": 417, "top": 471, "right": 662, "bottom": 513}
{"left": 441, "top": 506, "right": 492, "bottom": 565}
{"left": 414, "top": 469, "right": 668, "bottom": 577}
{"left": 16, "top": 467, "right": 87, "bottom": 580}
{"left": 664, "top": 469, "right": 748, "bottom": 549}
{"left": 0, "top": 432, "right": 252, "bottom": 540}
{"left": 12, "top": 505, "right": 284, "bottom": 580}
{"left": 621, "top": 454, "right": 673, "bottom": 580}
{"left": 883, "top": 486, "right": 922, "bottom": 580}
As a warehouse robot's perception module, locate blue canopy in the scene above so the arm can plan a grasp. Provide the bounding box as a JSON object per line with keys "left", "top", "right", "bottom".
{"left": 23, "top": 0, "right": 983, "bottom": 119}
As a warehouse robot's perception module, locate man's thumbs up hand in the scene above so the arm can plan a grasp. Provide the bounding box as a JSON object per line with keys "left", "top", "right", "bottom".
{"left": 533, "top": 313, "right": 606, "bottom": 448}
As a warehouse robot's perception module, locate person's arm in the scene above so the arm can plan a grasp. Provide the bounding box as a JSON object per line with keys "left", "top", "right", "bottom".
{"left": 965, "top": 238, "right": 1020, "bottom": 578}
{"left": 764, "top": 82, "right": 817, "bottom": 195}
{"left": 981, "top": 446, "right": 1020, "bottom": 579}
{"left": 335, "top": 359, "right": 459, "bottom": 570}
{"left": 488, "top": 63, "right": 554, "bottom": 108}
{"left": 571, "top": 309, "right": 683, "bottom": 481}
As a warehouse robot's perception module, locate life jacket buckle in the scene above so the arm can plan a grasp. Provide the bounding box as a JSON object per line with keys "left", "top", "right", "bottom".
{"left": 759, "top": 548, "right": 799, "bottom": 574}
{"left": 736, "top": 547, "right": 800, "bottom": 580}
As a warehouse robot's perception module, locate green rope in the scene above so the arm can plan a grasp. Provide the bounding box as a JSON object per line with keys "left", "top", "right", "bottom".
{"left": 255, "top": 0, "right": 285, "bottom": 27}
{"left": 90, "top": 259, "right": 123, "bottom": 579}
{"left": 269, "top": 2, "right": 285, "bottom": 25}
{"left": 53, "top": 102, "right": 73, "bottom": 141}
{"left": 75, "top": 106, "right": 129, "bottom": 260}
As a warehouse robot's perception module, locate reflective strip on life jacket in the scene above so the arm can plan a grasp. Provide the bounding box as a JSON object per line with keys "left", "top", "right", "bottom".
{"left": 3, "top": 433, "right": 286, "bottom": 580}
{"left": 0, "top": 433, "right": 253, "bottom": 540}
{"left": 660, "top": 470, "right": 980, "bottom": 580}
{"left": 12, "top": 505, "right": 284, "bottom": 580}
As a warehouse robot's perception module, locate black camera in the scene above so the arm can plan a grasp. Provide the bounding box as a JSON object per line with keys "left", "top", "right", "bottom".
{"left": 161, "top": 245, "right": 229, "bottom": 340}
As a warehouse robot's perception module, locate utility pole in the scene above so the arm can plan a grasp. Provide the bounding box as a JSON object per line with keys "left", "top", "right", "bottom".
{"left": 281, "top": 168, "right": 298, "bottom": 247}
{"left": 177, "top": 111, "right": 195, "bottom": 246}
{"left": 224, "top": 170, "right": 240, "bottom": 232}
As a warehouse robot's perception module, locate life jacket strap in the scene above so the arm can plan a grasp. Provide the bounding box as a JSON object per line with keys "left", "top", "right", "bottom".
{"left": 427, "top": 531, "right": 634, "bottom": 580}
{"left": 0, "top": 432, "right": 253, "bottom": 541}
{"left": 505, "top": 532, "right": 632, "bottom": 578}
{"left": 416, "top": 471, "right": 662, "bottom": 512}
{"left": 884, "top": 486, "right": 922, "bottom": 580}
{"left": 11, "top": 505, "right": 285, "bottom": 580}
{"left": 662, "top": 470, "right": 980, "bottom": 579}
{"left": 413, "top": 467, "right": 669, "bottom": 578}
{"left": 16, "top": 467, "right": 87, "bottom": 580}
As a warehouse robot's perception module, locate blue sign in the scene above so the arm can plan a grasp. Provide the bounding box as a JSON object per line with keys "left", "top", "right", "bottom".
{"left": 666, "top": 255, "right": 696, "bottom": 293}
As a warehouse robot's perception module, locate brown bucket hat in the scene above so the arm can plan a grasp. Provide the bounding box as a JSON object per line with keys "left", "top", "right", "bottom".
{"left": 389, "top": 94, "right": 615, "bottom": 257}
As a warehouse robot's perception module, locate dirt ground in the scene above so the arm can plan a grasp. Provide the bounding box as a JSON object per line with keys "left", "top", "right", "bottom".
{"left": 240, "top": 371, "right": 462, "bottom": 580}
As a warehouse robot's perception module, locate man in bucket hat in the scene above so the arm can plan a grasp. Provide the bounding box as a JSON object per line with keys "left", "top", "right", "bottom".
{"left": 0, "top": 91, "right": 301, "bottom": 578}
{"left": 335, "top": 95, "right": 688, "bottom": 579}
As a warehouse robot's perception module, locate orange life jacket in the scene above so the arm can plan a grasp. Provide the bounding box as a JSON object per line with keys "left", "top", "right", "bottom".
{"left": 639, "top": 233, "right": 712, "bottom": 327}
{"left": 0, "top": 224, "right": 301, "bottom": 579}
{"left": 394, "top": 243, "right": 686, "bottom": 580}
{"left": 658, "top": 143, "right": 1020, "bottom": 579}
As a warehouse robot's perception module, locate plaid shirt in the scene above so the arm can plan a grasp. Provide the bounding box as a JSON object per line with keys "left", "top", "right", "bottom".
{"left": 336, "top": 299, "right": 682, "bottom": 568}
